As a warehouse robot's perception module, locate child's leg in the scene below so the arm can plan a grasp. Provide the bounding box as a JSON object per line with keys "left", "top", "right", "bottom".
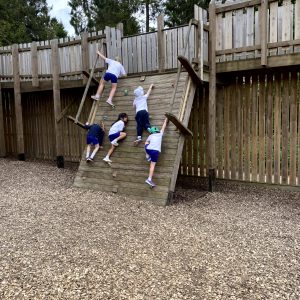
{"left": 98, "top": 131, "right": 104, "bottom": 148}
{"left": 93, "top": 79, "right": 106, "bottom": 99}
{"left": 115, "top": 131, "right": 126, "bottom": 142}
{"left": 106, "top": 83, "right": 117, "bottom": 104}
{"left": 86, "top": 145, "right": 91, "bottom": 159}
{"left": 135, "top": 113, "right": 143, "bottom": 138}
{"left": 148, "top": 162, "right": 156, "bottom": 180}
{"left": 90, "top": 144, "right": 100, "bottom": 159}
{"left": 103, "top": 145, "right": 115, "bottom": 162}
{"left": 144, "top": 112, "right": 151, "bottom": 132}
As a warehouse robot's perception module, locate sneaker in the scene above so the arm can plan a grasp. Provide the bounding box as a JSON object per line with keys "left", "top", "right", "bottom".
{"left": 111, "top": 139, "right": 119, "bottom": 146}
{"left": 133, "top": 138, "right": 142, "bottom": 146}
{"left": 106, "top": 99, "right": 114, "bottom": 107}
{"left": 103, "top": 157, "right": 112, "bottom": 163}
{"left": 91, "top": 95, "right": 100, "bottom": 101}
{"left": 86, "top": 157, "right": 90, "bottom": 162}
{"left": 145, "top": 179, "right": 156, "bottom": 188}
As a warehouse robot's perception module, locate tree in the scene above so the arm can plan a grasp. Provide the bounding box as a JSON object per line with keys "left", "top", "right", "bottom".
{"left": 164, "top": 0, "right": 210, "bottom": 27}
{"left": 0, "top": 0, "right": 67, "bottom": 46}
{"left": 69, "top": 0, "right": 140, "bottom": 35}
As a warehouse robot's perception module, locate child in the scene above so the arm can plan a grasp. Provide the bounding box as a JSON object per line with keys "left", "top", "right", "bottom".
{"left": 133, "top": 84, "right": 154, "bottom": 146}
{"left": 91, "top": 51, "right": 126, "bottom": 107}
{"left": 103, "top": 113, "right": 128, "bottom": 163}
{"left": 84, "top": 121, "right": 105, "bottom": 162}
{"left": 144, "top": 118, "right": 168, "bottom": 188}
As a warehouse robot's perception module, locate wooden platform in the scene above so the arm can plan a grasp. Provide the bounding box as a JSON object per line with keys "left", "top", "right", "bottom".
{"left": 73, "top": 72, "right": 197, "bottom": 206}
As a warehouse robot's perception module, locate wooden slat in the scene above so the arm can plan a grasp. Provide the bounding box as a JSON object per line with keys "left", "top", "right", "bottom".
{"left": 244, "top": 76, "right": 251, "bottom": 181}
{"left": 281, "top": 72, "right": 289, "bottom": 184}
{"left": 269, "top": 1, "right": 278, "bottom": 56}
{"left": 273, "top": 73, "right": 281, "bottom": 184}
{"left": 237, "top": 76, "right": 243, "bottom": 180}
{"left": 251, "top": 75, "right": 258, "bottom": 182}
{"left": 230, "top": 81, "right": 237, "bottom": 179}
{"left": 0, "top": 84, "right": 6, "bottom": 157}
{"left": 298, "top": 73, "right": 300, "bottom": 184}
{"left": 289, "top": 71, "right": 297, "bottom": 185}
{"left": 260, "top": 0, "right": 268, "bottom": 65}
{"left": 216, "top": 86, "right": 224, "bottom": 178}
{"left": 224, "top": 85, "right": 230, "bottom": 179}
{"left": 246, "top": 7, "right": 255, "bottom": 59}
{"left": 31, "top": 42, "right": 39, "bottom": 87}
{"left": 157, "top": 14, "right": 165, "bottom": 72}
{"left": 193, "top": 89, "right": 199, "bottom": 176}
{"left": 295, "top": 0, "right": 300, "bottom": 53}
{"left": 199, "top": 86, "right": 205, "bottom": 176}
{"left": 266, "top": 74, "right": 273, "bottom": 183}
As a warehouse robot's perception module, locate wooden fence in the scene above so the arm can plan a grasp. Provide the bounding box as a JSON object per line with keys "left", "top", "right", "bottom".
{"left": 215, "top": 0, "right": 300, "bottom": 63}
{"left": 182, "top": 69, "right": 300, "bottom": 186}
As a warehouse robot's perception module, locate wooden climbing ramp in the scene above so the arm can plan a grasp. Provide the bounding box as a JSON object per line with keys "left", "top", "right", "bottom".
{"left": 73, "top": 71, "right": 197, "bottom": 206}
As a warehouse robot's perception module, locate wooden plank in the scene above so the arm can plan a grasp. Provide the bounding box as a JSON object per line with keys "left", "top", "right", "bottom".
{"left": 295, "top": 0, "right": 300, "bottom": 52}
{"left": 224, "top": 85, "right": 230, "bottom": 179}
{"left": 51, "top": 39, "right": 64, "bottom": 167}
{"left": 193, "top": 88, "right": 199, "bottom": 176}
{"left": 199, "top": 86, "right": 205, "bottom": 176}
{"left": 31, "top": 42, "right": 39, "bottom": 87}
{"left": 208, "top": 0, "right": 217, "bottom": 188}
{"left": 281, "top": 71, "right": 289, "bottom": 184}
{"left": 216, "top": 86, "right": 224, "bottom": 178}
{"left": 224, "top": 11, "right": 233, "bottom": 61}
{"left": 261, "top": 0, "right": 268, "bottom": 65}
{"left": 251, "top": 75, "right": 258, "bottom": 182}
{"left": 0, "top": 84, "right": 6, "bottom": 157}
{"left": 289, "top": 71, "right": 297, "bottom": 185}
{"left": 273, "top": 73, "right": 281, "bottom": 184}
{"left": 269, "top": 1, "right": 278, "bottom": 56}
{"left": 282, "top": 0, "right": 292, "bottom": 54}
{"left": 246, "top": 7, "right": 255, "bottom": 59}
{"left": 238, "top": 76, "right": 244, "bottom": 180}
{"left": 266, "top": 74, "right": 273, "bottom": 183}
{"left": 12, "top": 44, "right": 25, "bottom": 160}
{"left": 298, "top": 72, "right": 300, "bottom": 185}
{"left": 178, "top": 55, "right": 203, "bottom": 86}
{"left": 244, "top": 76, "right": 251, "bottom": 181}
{"left": 230, "top": 79, "right": 237, "bottom": 179}
{"left": 165, "top": 112, "right": 193, "bottom": 136}
{"left": 81, "top": 32, "right": 89, "bottom": 85}
{"left": 157, "top": 14, "right": 165, "bottom": 72}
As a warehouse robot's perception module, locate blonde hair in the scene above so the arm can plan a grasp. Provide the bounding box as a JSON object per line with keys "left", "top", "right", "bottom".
{"left": 115, "top": 56, "right": 121, "bottom": 63}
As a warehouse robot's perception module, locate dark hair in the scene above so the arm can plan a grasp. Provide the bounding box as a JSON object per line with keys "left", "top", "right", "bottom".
{"left": 112, "top": 112, "right": 128, "bottom": 125}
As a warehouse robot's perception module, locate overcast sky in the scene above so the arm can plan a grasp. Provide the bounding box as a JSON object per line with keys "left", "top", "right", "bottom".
{"left": 47, "top": 0, "right": 75, "bottom": 36}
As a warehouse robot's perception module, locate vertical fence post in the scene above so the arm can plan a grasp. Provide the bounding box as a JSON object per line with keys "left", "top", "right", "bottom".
{"left": 157, "top": 14, "right": 165, "bottom": 72}
{"left": 81, "top": 32, "right": 89, "bottom": 85}
{"left": 116, "top": 23, "right": 123, "bottom": 60}
{"left": 194, "top": 5, "right": 204, "bottom": 80}
{"left": 208, "top": 1, "right": 216, "bottom": 191}
{"left": 105, "top": 26, "right": 112, "bottom": 58}
{"left": 51, "top": 39, "right": 64, "bottom": 168}
{"left": 12, "top": 44, "right": 25, "bottom": 161}
{"left": 0, "top": 84, "right": 6, "bottom": 157}
{"left": 261, "top": 0, "right": 268, "bottom": 66}
{"left": 31, "top": 41, "right": 39, "bottom": 87}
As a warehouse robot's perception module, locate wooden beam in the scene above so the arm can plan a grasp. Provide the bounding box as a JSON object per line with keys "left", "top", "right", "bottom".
{"left": 0, "top": 84, "right": 6, "bottom": 157}
{"left": 165, "top": 112, "right": 193, "bottom": 136}
{"left": 51, "top": 39, "right": 64, "bottom": 168}
{"left": 261, "top": 0, "right": 268, "bottom": 66}
{"left": 157, "top": 14, "right": 165, "bottom": 73}
{"left": 208, "top": 0, "right": 217, "bottom": 191}
{"left": 67, "top": 115, "right": 86, "bottom": 129}
{"left": 178, "top": 55, "right": 203, "bottom": 86}
{"left": 31, "top": 41, "right": 39, "bottom": 87}
{"left": 81, "top": 32, "right": 89, "bottom": 85}
{"left": 12, "top": 44, "right": 25, "bottom": 161}
{"left": 82, "top": 71, "right": 100, "bottom": 85}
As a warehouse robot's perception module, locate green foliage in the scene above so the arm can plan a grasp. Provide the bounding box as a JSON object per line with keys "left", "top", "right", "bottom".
{"left": 164, "top": 0, "right": 210, "bottom": 27}
{"left": 0, "top": 0, "right": 67, "bottom": 46}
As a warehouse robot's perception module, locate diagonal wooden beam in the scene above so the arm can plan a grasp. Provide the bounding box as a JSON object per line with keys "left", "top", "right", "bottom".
{"left": 165, "top": 112, "right": 193, "bottom": 136}
{"left": 178, "top": 55, "right": 203, "bottom": 86}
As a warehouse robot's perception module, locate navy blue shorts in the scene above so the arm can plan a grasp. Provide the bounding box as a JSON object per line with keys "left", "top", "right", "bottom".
{"left": 104, "top": 72, "right": 118, "bottom": 83}
{"left": 109, "top": 132, "right": 120, "bottom": 142}
{"left": 87, "top": 135, "right": 99, "bottom": 145}
{"left": 145, "top": 145, "right": 160, "bottom": 163}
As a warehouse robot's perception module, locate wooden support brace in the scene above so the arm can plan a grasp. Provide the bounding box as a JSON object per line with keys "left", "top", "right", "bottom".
{"left": 82, "top": 71, "right": 100, "bottom": 86}
{"left": 165, "top": 112, "right": 193, "bottom": 136}
{"left": 178, "top": 55, "right": 203, "bottom": 86}
{"left": 67, "top": 115, "right": 87, "bottom": 129}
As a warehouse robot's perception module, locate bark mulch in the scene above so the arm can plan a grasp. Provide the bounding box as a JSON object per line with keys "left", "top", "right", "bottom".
{"left": 0, "top": 158, "right": 299, "bottom": 300}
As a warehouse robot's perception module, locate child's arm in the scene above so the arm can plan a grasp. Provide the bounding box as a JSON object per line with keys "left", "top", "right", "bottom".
{"left": 97, "top": 50, "right": 107, "bottom": 61}
{"left": 145, "top": 84, "right": 154, "bottom": 97}
{"left": 160, "top": 118, "right": 169, "bottom": 135}
{"left": 100, "top": 120, "right": 105, "bottom": 132}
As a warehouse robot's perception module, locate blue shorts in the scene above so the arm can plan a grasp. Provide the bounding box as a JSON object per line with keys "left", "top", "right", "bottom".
{"left": 104, "top": 72, "right": 118, "bottom": 83}
{"left": 109, "top": 132, "right": 120, "bottom": 142}
{"left": 145, "top": 145, "right": 160, "bottom": 163}
{"left": 87, "top": 135, "right": 99, "bottom": 145}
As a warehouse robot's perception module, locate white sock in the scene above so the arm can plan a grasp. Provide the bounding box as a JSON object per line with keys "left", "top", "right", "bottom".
{"left": 90, "top": 148, "right": 98, "bottom": 159}
{"left": 107, "top": 97, "right": 112, "bottom": 102}
{"left": 148, "top": 177, "right": 152, "bottom": 181}
{"left": 137, "top": 136, "right": 142, "bottom": 140}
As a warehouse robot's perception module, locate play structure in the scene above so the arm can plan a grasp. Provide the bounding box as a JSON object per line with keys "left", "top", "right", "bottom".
{"left": 1, "top": 1, "right": 300, "bottom": 205}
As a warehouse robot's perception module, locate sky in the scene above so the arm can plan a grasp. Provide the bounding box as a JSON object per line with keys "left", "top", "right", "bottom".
{"left": 47, "top": 0, "right": 75, "bottom": 36}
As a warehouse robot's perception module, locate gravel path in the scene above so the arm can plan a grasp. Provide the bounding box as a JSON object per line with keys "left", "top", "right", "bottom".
{"left": 0, "top": 158, "right": 300, "bottom": 300}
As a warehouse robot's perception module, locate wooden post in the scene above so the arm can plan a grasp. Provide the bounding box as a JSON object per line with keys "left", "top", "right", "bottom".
{"left": 157, "top": 14, "right": 165, "bottom": 73}
{"left": 194, "top": 5, "right": 204, "bottom": 80}
{"left": 261, "top": 0, "right": 268, "bottom": 66}
{"left": 208, "top": 1, "right": 216, "bottom": 191}
{"left": 105, "top": 26, "right": 112, "bottom": 58}
{"left": 81, "top": 32, "right": 89, "bottom": 85}
{"left": 51, "top": 39, "right": 64, "bottom": 168}
{"left": 0, "top": 84, "right": 6, "bottom": 157}
{"left": 12, "top": 44, "right": 25, "bottom": 161}
{"left": 31, "top": 41, "right": 39, "bottom": 87}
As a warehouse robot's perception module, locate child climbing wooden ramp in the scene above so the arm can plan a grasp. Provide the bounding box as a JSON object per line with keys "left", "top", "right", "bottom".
{"left": 73, "top": 70, "right": 198, "bottom": 206}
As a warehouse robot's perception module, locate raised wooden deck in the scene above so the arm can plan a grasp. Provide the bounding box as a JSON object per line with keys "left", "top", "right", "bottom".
{"left": 73, "top": 71, "right": 196, "bottom": 205}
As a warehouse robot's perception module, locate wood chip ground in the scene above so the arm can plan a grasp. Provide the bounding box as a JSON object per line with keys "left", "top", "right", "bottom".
{"left": 0, "top": 159, "right": 299, "bottom": 299}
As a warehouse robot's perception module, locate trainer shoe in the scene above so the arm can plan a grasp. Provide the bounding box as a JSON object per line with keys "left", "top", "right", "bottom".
{"left": 111, "top": 139, "right": 119, "bottom": 146}
{"left": 133, "top": 138, "right": 142, "bottom": 146}
{"left": 103, "top": 157, "right": 112, "bottom": 163}
{"left": 91, "top": 95, "right": 100, "bottom": 101}
{"left": 106, "top": 99, "right": 114, "bottom": 106}
{"left": 145, "top": 179, "right": 156, "bottom": 188}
